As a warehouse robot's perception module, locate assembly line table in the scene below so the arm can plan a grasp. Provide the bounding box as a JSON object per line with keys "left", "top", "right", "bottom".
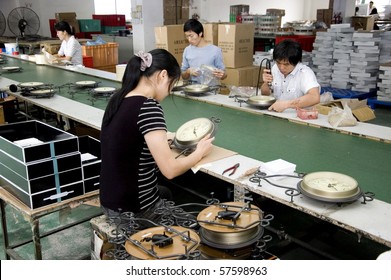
{"left": 1, "top": 55, "right": 391, "bottom": 253}
{"left": 0, "top": 186, "right": 101, "bottom": 260}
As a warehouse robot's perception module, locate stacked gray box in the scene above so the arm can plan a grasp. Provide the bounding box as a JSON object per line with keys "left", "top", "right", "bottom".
{"left": 350, "top": 31, "right": 380, "bottom": 92}
{"left": 377, "top": 63, "right": 391, "bottom": 101}
{"left": 330, "top": 26, "right": 354, "bottom": 89}
{"left": 312, "top": 30, "right": 336, "bottom": 87}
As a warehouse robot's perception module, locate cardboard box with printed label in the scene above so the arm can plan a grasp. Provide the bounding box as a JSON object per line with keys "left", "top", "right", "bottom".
{"left": 218, "top": 23, "right": 254, "bottom": 68}
{"left": 223, "top": 66, "right": 260, "bottom": 87}
{"left": 155, "top": 25, "right": 188, "bottom": 65}
{"left": 315, "top": 99, "right": 376, "bottom": 122}
{"left": 203, "top": 23, "right": 219, "bottom": 45}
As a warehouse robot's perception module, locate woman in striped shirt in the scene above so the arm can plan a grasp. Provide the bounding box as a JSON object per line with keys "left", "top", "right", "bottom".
{"left": 99, "top": 49, "right": 214, "bottom": 228}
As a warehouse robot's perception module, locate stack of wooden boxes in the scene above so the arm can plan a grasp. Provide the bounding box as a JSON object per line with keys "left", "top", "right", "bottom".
{"left": 0, "top": 120, "right": 101, "bottom": 209}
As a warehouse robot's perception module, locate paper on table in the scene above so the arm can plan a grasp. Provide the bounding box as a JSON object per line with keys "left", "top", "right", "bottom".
{"left": 191, "top": 145, "right": 238, "bottom": 173}
{"left": 260, "top": 159, "right": 296, "bottom": 180}
{"left": 167, "top": 131, "right": 238, "bottom": 173}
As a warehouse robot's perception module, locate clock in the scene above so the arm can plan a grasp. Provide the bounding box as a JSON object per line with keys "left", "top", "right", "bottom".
{"left": 172, "top": 117, "right": 220, "bottom": 151}
{"left": 297, "top": 171, "right": 362, "bottom": 203}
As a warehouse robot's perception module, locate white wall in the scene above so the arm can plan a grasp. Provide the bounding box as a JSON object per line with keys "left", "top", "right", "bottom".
{"left": 0, "top": 0, "right": 355, "bottom": 38}
{"left": 0, "top": 0, "right": 95, "bottom": 37}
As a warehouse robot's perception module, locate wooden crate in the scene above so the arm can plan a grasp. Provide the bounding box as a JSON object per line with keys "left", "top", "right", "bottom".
{"left": 81, "top": 43, "right": 118, "bottom": 68}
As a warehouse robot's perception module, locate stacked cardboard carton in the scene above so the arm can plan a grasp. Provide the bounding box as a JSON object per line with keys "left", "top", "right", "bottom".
{"left": 154, "top": 22, "right": 257, "bottom": 87}
{"left": 55, "top": 12, "right": 80, "bottom": 34}
{"left": 163, "top": 0, "right": 189, "bottom": 25}
{"left": 218, "top": 23, "right": 259, "bottom": 87}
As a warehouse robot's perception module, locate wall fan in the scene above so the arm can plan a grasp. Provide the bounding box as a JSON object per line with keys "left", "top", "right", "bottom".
{"left": 0, "top": 11, "right": 6, "bottom": 36}
{"left": 7, "top": 7, "right": 40, "bottom": 38}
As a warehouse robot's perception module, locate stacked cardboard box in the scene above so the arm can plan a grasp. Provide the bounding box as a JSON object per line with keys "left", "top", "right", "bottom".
{"left": 316, "top": 9, "right": 333, "bottom": 27}
{"left": 163, "top": 0, "right": 189, "bottom": 25}
{"left": 203, "top": 23, "right": 219, "bottom": 45}
{"left": 218, "top": 23, "right": 259, "bottom": 87}
{"left": 55, "top": 12, "right": 80, "bottom": 34}
{"left": 155, "top": 24, "right": 188, "bottom": 65}
{"left": 218, "top": 23, "right": 254, "bottom": 68}
{"left": 0, "top": 120, "right": 101, "bottom": 209}
{"left": 154, "top": 22, "right": 257, "bottom": 87}
{"left": 351, "top": 16, "right": 374, "bottom": 31}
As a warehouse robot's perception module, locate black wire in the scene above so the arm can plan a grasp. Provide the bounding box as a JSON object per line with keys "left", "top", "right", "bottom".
{"left": 256, "top": 58, "right": 272, "bottom": 96}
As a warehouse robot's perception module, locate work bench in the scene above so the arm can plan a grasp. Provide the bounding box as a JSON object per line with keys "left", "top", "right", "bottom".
{"left": 0, "top": 55, "right": 390, "bottom": 253}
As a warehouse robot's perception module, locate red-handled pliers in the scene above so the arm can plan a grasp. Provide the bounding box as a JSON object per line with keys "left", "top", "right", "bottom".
{"left": 222, "top": 163, "right": 240, "bottom": 176}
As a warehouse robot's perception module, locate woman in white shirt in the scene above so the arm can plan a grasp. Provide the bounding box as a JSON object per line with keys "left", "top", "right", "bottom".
{"left": 54, "top": 21, "right": 83, "bottom": 65}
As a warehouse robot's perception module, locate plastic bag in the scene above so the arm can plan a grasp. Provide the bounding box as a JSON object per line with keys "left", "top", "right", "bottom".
{"left": 86, "top": 35, "right": 107, "bottom": 46}
{"left": 199, "top": 64, "right": 219, "bottom": 86}
{"left": 228, "top": 85, "right": 258, "bottom": 98}
{"left": 328, "top": 105, "right": 357, "bottom": 127}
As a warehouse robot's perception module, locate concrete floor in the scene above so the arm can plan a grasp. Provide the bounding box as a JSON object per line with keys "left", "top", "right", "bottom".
{"left": 0, "top": 104, "right": 390, "bottom": 260}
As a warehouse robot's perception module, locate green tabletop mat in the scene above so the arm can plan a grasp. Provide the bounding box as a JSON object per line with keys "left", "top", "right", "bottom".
{"left": 2, "top": 57, "right": 391, "bottom": 203}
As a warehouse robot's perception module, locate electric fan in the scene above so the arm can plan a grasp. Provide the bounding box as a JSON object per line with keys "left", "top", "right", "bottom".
{"left": 7, "top": 7, "right": 40, "bottom": 38}
{"left": 0, "top": 10, "right": 6, "bottom": 36}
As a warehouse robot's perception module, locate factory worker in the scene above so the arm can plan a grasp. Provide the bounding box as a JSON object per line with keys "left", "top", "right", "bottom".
{"left": 99, "top": 49, "right": 214, "bottom": 228}
{"left": 54, "top": 21, "right": 83, "bottom": 66}
{"left": 261, "top": 39, "right": 320, "bottom": 112}
{"left": 181, "top": 19, "right": 226, "bottom": 86}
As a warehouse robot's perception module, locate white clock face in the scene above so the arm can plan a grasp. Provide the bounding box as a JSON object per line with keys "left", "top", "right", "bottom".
{"left": 303, "top": 171, "right": 359, "bottom": 195}
{"left": 175, "top": 118, "right": 213, "bottom": 143}
{"left": 299, "top": 172, "right": 361, "bottom": 202}
{"left": 307, "top": 177, "right": 357, "bottom": 192}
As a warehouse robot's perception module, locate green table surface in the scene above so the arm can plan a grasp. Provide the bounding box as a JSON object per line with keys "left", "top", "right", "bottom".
{"left": 2, "top": 57, "right": 391, "bottom": 203}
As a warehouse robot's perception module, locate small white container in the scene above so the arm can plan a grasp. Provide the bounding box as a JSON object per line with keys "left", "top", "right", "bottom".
{"left": 4, "top": 43, "right": 17, "bottom": 55}
{"left": 116, "top": 64, "right": 126, "bottom": 82}
{"left": 35, "top": 54, "right": 47, "bottom": 65}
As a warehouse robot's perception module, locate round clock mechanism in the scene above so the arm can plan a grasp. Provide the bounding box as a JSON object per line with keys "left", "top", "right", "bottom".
{"left": 297, "top": 171, "right": 363, "bottom": 203}
{"left": 172, "top": 117, "right": 220, "bottom": 151}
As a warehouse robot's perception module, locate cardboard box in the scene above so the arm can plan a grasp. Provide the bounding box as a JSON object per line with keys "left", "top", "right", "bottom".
{"left": 218, "top": 23, "right": 254, "bottom": 68}
{"left": 351, "top": 16, "right": 375, "bottom": 31}
{"left": 203, "top": 23, "right": 219, "bottom": 45}
{"left": 315, "top": 99, "right": 376, "bottom": 122}
{"left": 55, "top": 12, "right": 80, "bottom": 33}
{"left": 223, "top": 65, "right": 260, "bottom": 87}
{"left": 155, "top": 25, "right": 188, "bottom": 65}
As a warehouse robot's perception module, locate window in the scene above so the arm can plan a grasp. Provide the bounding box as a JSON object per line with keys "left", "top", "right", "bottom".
{"left": 94, "top": 0, "right": 131, "bottom": 21}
